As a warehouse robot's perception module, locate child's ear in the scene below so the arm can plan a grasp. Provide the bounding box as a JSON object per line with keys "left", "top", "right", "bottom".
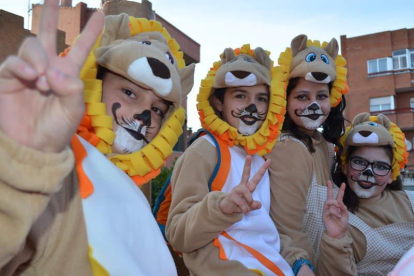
{"left": 179, "top": 63, "right": 196, "bottom": 98}
{"left": 213, "top": 94, "right": 224, "bottom": 112}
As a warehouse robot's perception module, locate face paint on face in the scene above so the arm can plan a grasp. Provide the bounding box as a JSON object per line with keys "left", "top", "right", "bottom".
{"left": 214, "top": 84, "right": 270, "bottom": 136}
{"left": 294, "top": 101, "right": 330, "bottom": 130}
{"left": 346, "top": 147, "right": 393, "bottom": 200}
{"left": 287, "top": 78, "right": 331, "bottom": 132}
{"left": 231, "top": 104, "right": 266, "bottom": 135}
{"left": 112, "top": 102, "right": 151, "bottom": 153}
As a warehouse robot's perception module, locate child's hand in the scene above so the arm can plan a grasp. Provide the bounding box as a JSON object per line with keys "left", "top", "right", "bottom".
{"left": 323, "top": 180, "right": 349, "bottom": 239}
{"left": 219, "top": 156, "right": 271, "bottom": 215}
{"left": 0, "top": 0, "right": 104, "bottom": 153}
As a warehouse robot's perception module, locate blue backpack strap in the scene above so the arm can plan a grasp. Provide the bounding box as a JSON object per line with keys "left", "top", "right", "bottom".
{"left": 152, "top": 129, "right": 222, "bottom": 241}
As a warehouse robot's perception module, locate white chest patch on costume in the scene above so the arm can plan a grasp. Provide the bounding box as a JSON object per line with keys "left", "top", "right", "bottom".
{"left": 78, "top": 136, "right": 177, "bottom": 276}
{"left": 127, "top": 57, "right": 173, "bottom": 96}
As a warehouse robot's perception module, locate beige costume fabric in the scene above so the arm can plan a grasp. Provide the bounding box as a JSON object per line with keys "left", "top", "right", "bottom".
{"left": 267, "top": 131, "right": 334, "bottom": 266}
{"left": 317, "top": 190, "right": 414, "bottom": 276}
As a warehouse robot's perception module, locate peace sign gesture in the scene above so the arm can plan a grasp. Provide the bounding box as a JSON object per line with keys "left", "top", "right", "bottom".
{"left": 219, "top": 156, "right": 271, "bottom": 215}
{"left": 0, "top": 0, "right": 104, "bottom": 153}
{"left": 323, "top": 181, "right": 349, "bottom": 239}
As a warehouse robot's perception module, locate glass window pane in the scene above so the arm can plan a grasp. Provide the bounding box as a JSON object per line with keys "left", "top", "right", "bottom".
{"left": 370, "top": 105, "right": 380, "bottom": 112}
{"left": 411, "top": 98, "right": 414, "bottom": 109}
{"left": 378, "top": 59, "right": 387, "bottom": 72}
{"left": 368, "top": 60, "right": 378, "bottom": 73}
{"left": 411, "top": 53, "right": 414, "bottom": 68}
{"left": 401, "top": 56, "right": 408, "bottom": 68}
{"left": 393, "top": 49, "right": 406, "bottom": 56}
{"left": 381, "top": 104, "right": 391, "bottom": 110}
{"left": 393, "top": 57, "right": 399, "bottom": 69}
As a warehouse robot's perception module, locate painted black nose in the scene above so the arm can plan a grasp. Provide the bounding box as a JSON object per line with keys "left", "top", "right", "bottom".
{"left": 311, "top": 72, "right": 328, "bottom": 81}
{"left": 147, "top": 57, "right": 171, "bottom": 79}
{"left": 308, "top": 103, "right": 320, "bottom": 111}
{"left": 134, "top": 110, "right": 151, "bottom": 127}
{"left": 362, "top": 168, "right": 374, "bottom": 177}
{"left": 245, "top": 104, "right": 258, "bottom": 113}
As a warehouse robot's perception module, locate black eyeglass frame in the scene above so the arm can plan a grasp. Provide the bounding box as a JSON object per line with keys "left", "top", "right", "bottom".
{"left": 349, "top": 156, "right": 392, "bottom": 177}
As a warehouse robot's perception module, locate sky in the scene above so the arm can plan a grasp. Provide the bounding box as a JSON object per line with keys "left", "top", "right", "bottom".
{"left": 1, "top": 0, "right": 413, "bottom": 130}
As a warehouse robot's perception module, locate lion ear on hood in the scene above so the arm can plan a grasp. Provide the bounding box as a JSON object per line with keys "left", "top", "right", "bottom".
{"left": 100, "top": 13, "right": 131, "bottom": 47}
{"left": 352, "top": 112, "right": 370, "bottom": 126}
{"left": 377, "top": 114, "right": 392, "bottom": 130}
{"left": 324, "top": 38, "right": 339, "bottom": 61}
{"left": 254, "top": 47, "right": 271, "bottom": 69}
{"left": 221, "top": 48, "right": 236, "bottom": 64}
{"left": 179, "top": 63, "right": 196, "bottom": 99}
{"left": 291, "top": 34, "right": 308, "bottom": 57}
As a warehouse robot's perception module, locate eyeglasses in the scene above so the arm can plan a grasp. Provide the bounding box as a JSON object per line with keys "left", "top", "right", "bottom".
{"left": 349, "top": 156, "right": 392, "bottom": 176}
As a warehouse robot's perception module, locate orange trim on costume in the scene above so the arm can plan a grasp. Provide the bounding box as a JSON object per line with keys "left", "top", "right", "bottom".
{"left": 220, "top": 231, "right": 286, "bottom": 276}
{"left": 213, "top": 237, "right": 228, "bottom": 260}
{"left": 211, "top": 134, "right": 231, "bottom": 192}
{"left": 71, "top": 135, "right": 94, "bottom": 199}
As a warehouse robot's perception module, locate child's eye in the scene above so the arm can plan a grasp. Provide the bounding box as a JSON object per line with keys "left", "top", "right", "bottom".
{"left": 258, "top": 96, "right": 268, "bottom": 103}
{"left": 295, "top": 95, "right": 308, "bottom": 101}
{"left": 317, "top": 94, "right": 329, "bottom": 100}
{"left": 152, "top": 106, "right": 165, "bottom": 117}
{"left": 235, "top": 94, "right": 246, "bottom": 99}
{"left": 122, "top": 89, "right": 136, "bottom": 98}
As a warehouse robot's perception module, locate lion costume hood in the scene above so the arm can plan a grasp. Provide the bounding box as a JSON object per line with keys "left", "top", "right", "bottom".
{"left": 278, "top": 34, "right": 349, "bottom": 107}
{"left": 62, "top": 14, "right": 195, "bottom": 190}
{"left": 340, "top": 112, "right": 409, "bottom": 181}
{"left": 197, "top": 44, "right": 286, "bottom": 156}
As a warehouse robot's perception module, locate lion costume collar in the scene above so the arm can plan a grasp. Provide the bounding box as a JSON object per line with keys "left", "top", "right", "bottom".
{"left": 278, "top": 34, "right": 349, "bottom": 107}
{"left": 61, "top": 15, "right": 194, "bottom": 190}
{"left": 339, "top": 113, "right": 408, "bottom": 181}
{"left": 197, "top": 44, "right": 286, "bottom": 156}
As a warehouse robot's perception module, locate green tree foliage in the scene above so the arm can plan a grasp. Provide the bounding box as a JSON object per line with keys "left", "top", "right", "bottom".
{"left": 151, "top": 162, "right": 175, "bottom": 208}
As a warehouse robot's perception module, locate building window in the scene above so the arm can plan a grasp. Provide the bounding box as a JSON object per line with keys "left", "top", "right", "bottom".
{"left": 411, "top": 97, "right": 414, "bottom": 109}
{"left": 367, "top": 58, "right": 392, "bottom": 74}
{"left": 393, "top": 49, "right": 409, "bottom": 70}
{"left": 370, "top": 96, "right": 394, "bottom": 112}
{"left": 410, "top": 50, "right": 414, "bottom": 68}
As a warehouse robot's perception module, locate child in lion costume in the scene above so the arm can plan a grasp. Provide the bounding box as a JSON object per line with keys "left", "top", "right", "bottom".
{"left": 165, "top": 44, "right": 293, "bottom": 276}
{"left": 0, "top": 1, "right": 194, "bottom": 275}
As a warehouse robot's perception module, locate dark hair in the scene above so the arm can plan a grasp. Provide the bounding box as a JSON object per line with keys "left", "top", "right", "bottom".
{"left": 213, "top": 87, "right": 227, "bottom": 103}
{"left": 282, "top": 77, "right": 347, "bottom": 153}
{"left": 96, "top": 66, "right": 108, "bottom": 80}
{"left": 332, "top": 145, "right": 403, "bottom": 213}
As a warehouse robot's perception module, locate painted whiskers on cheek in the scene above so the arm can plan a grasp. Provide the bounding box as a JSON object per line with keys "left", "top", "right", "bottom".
{"left": 294, "top": 102, "right": 330, "bottom": 120}
{"left": 231, "top": 104, "right": 266, "bottom": 126}
{"left": 111, "top": 102, "right": 151, "bottom": 154}
{"left": 350, "top": 170, "right": 389, "bottom": 187}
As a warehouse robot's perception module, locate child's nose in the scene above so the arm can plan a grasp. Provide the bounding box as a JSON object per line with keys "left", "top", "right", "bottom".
{"left": 134, "top": 110, "right": 152, "bottom": 127}
{"left": 245, "top": 104, "right": 258, "bottom": 113}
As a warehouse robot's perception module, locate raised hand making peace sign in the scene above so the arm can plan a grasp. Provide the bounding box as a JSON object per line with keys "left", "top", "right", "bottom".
{"left": 0, "top": 0, "right": 104, "bottom": 153}
{"left": 219, "top": 156, "right": 271, "bottom": 215}
{"left": 323, "top": 180, "right": 349, "bottom": 239}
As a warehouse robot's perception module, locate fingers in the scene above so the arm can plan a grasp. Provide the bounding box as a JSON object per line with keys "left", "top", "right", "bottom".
{"left": 45, "top": 67, "right": 84, "bottom": 97}
{"left": 38, "top": 0, "right": 59, "bottom": 56}
{"left": 229, "top": 193, "right": 249, "bottom": 215}
{"left": 17, "top": 37, "right": 49, "bottom": 75}
{"left": 336, "top": 183, "right": 346, "bottom": 202}
{"left": 240, "top": 155, "right": 252, "bottom": 185}
{"left": 327, "top": 180, "right": 334, "bottom": 200}
{"left": 324, "top": 201, "right": 342, "bottom": 219}
{"left": 67, "top": 11, "right": 105, "bottom": 69}
{"left": 0, "top": 56, "right": 38, "bottom": 83}
{"left": 246, "top": 159, "right": 271, "bottom": 193}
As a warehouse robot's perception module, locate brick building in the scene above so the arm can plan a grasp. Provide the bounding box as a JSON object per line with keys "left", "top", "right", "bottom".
{"left": 341, "top": 28, "right": 414, "bottom": 187}
{"left": 0, "top": 10, "right": 66, "bottom": 62}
